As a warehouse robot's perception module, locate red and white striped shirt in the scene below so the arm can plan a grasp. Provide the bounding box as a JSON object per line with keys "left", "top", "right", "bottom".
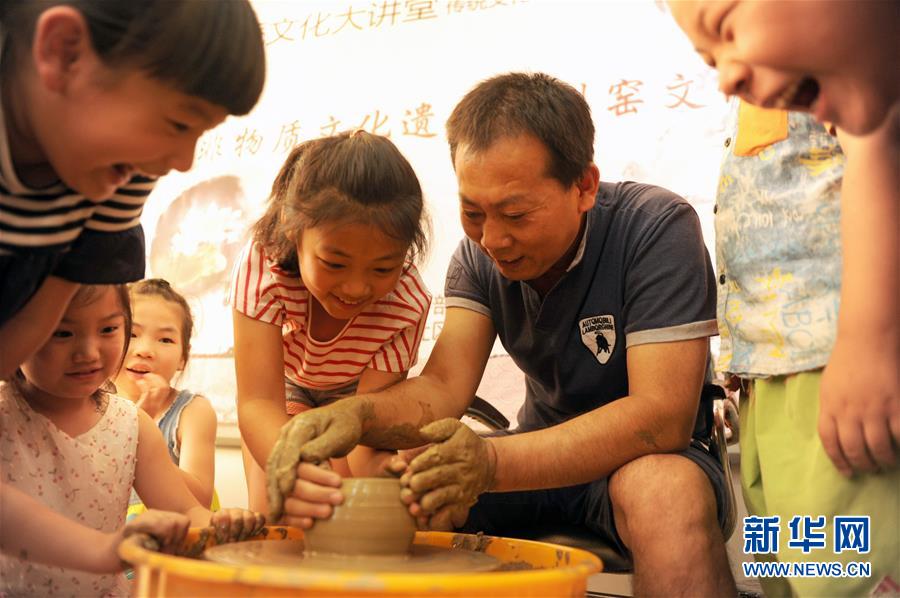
{"left": 231, "top": 241, "right": 431, "bottom": 390}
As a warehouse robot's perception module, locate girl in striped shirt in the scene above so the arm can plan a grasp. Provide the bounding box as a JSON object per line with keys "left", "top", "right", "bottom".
{"left": 232, "top": 131, "right": 431, "bottom": 515}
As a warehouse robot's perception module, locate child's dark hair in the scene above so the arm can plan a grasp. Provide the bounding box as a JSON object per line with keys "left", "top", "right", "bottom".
{"left": 0, "top": 0, "right": 266, "bottom": 115}
{"left": 252, "top": 131, "right": 429, "bottom": 276}
{"left": 129, "top": 278, "right": 193, "bottom": 368}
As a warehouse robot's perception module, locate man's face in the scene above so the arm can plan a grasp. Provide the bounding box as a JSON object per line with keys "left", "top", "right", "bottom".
{"left": 669, "top": 0, "right": 899, "bottom": 135}
{"left": 454, "top": 134, "right": 596, "bottom": 283}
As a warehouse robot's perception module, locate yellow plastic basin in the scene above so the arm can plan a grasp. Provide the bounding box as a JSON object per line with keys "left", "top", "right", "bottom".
{"left": 120, "top": 526, "right": 602, "bottom": 596}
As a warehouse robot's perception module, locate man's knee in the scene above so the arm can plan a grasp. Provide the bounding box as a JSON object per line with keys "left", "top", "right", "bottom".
{"left": 609, "top": 454, "right": 720, "bottom": 548}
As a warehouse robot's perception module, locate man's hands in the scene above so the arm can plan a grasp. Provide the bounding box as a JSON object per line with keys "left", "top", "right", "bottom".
{"left": 397, "top": 418, "right": 495, "bottom": 531}
{"left": 266, "top": 400, "right": 365, "bottom": 522}
{"left": 819, "top": 334, "right": 900, "bottom": 476}
{"left": 265, "top": 409, "right": 496, "bottom": 532}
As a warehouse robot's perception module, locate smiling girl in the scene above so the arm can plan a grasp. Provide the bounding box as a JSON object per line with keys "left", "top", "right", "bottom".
{"left": 231, "top": 131, "right": 431, "bottom": 517}
{"left": 114, "top": 279, "right": 219, "bottom": 515}
{"left": 0, "top": 284, "right": 262, "bottom": 595}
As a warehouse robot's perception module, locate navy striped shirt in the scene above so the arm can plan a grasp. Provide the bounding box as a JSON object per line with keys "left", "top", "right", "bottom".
{"left": 0, "top": 101, "right": 157, "bottom": 323}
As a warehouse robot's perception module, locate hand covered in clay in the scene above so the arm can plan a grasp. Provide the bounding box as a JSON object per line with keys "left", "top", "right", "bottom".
{"left": 134, "top": 373, "right": 173, "bottom": 420}
{"left": 399, "top": 418, "right": 496, "bottom": 531}
{"left": 209, "top": 508, "right": 266, "bottom": 544}
{"left": 266, "top": 399, "right": 366, "bottom": 522}
{"left": 120, "top": 509, "right": 191, "bottom": 555}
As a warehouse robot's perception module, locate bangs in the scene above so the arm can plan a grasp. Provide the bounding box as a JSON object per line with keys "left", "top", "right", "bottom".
{"left": 95, "top": 1, "right": 266, "bottom": 115}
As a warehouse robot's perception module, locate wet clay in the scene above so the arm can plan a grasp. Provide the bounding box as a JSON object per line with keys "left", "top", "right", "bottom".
{"left": 450, "top": 531, "right": 492, "bottom": 553}
{"left": 204, "top": 539, "right": 500, "bottom": 573}
{"left": 267, "top": 400, "right": 370, "bottom": 521}
{"left": 303, "top": 478, "right": 416, "bottom": 556}
{"left": 404, "top": 419, "right": 496, "bottom": 513}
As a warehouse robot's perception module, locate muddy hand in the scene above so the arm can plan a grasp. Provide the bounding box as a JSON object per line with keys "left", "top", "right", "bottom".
{"left": 401, "top": 418, "right": 496, "bottom": 529}
{"left": 210, "top": 508, "right": 266, "bottom": 544}
{"left": 122, "top": 509, "right": 190, "bottom": 554}
{"left": 266, "top": 400, "right": 364, "bottom": 522}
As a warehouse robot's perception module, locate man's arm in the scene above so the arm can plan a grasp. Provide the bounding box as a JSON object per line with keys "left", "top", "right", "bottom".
{"left": 356, "top": 306, "right": 498, "bottom": 448}
{"left": 489, "top": 337, "right": 708, "bottom": 491}
{"left": 265, "top": 306, "right": 497, "bottom": 522}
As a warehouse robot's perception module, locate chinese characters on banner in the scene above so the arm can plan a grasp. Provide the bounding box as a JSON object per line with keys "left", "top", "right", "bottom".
{"left": 261, "top": 0, "right": 529, "bottom": 45}
{"left": 197, "top": 73, "right": 708, "bottom": 165}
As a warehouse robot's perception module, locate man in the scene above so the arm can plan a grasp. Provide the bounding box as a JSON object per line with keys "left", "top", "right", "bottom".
{"left": 267, "top": 72, "right": 736, "bottom": 596}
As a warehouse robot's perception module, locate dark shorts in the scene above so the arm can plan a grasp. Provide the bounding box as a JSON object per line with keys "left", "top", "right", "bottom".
{"left": 284, "top": 377, "right": 359, "bottom": 413}
{"left": 459, "top": 436, "right": 731, "bottom": 560}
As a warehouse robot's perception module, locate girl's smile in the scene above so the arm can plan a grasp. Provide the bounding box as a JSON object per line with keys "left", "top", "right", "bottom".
{"left": 115, "top": 295, "right": 187, "bottom": 400}
{"left": 20, "top": 286, "right": 128, "bottom": 405}
{"left": 298, "top": 221, "right": 408, "bottom": 322}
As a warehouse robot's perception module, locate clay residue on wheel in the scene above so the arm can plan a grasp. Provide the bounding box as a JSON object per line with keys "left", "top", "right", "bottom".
{"left": 450, "top": 531, "right": 493, "bottom": 553}
{"left": 497, "top": 561, "right": 538, "bottom": 571}
{"left": 181, "top": 527, "right": 213, "bottom": 558}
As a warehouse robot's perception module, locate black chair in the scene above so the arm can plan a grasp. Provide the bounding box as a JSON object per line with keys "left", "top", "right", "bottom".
{"left": 464, "top": 385, "right": 737, "bottom": 575}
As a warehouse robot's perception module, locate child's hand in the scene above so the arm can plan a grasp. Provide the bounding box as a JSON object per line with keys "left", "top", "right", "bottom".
{"left": 210, "top": 508, "right": 266, "bottom": 544}
{"left": 819, "top": 336, "right": 899, "bottom": 476}
{"left": 121, "top": 509, "right": 191, "bottom": 554}
{"left": 134, "top": 373, "right": 172, "bottom": 419}
{"left": 281, "top": 463, "right": 344, "bottom": 529}
{"left": 266, "top": 399, "right": 365, "bottom": 522}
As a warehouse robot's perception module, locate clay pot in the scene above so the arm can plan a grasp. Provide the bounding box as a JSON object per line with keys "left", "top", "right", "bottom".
{"left": 303, "top": 478, "right": 416, "bottom": 556}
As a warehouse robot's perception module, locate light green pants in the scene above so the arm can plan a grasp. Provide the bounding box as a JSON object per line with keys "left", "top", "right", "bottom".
{"left": 740, "top": 371, "right": 900, "bottom": 597}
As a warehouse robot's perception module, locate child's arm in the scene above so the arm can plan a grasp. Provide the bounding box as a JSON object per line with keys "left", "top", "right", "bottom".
{"left": 174, "top": 394, "right": 218, "bottom": 508}
{"left": 0, "top": 483, "right": 187, "bottom": 571}
{"left": 0, "top": 277, "right": 79, "bottom": 380}
{"left": 820, "top": 112, "right": 900, "bottom": 476}
{"left": 132, "top": 409, "right": 264, "bottom": 539}
{"left": 281, "top": 369, "right": 411, "bottom": 529}
{"left": 233, "top": 310, "right": 292, "bottom": 469}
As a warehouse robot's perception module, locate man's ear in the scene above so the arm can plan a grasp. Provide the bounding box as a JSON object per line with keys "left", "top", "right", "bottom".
{"left": 32, "top": 6, "right": 95, "bottom": 94}
{"left": 575, "top": 163, "right": 600, "bottom": 213}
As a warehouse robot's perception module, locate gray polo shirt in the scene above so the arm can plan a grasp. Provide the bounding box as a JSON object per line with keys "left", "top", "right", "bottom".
{"left": 445, "top": 181, "right": 717, "bottom": 432}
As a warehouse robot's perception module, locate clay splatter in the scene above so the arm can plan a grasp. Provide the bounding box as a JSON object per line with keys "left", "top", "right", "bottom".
{"left": 450, "top": 531, "right": 493, "bottom": 553}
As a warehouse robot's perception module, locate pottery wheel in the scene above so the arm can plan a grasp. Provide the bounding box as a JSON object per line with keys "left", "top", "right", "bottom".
{"left": 204, "top": 539, "right": 500, "bottom": 573}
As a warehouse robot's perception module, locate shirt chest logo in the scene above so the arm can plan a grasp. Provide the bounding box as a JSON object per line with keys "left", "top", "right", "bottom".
{"left": 579, "top": 315, "right": 616, "bottom": 365}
